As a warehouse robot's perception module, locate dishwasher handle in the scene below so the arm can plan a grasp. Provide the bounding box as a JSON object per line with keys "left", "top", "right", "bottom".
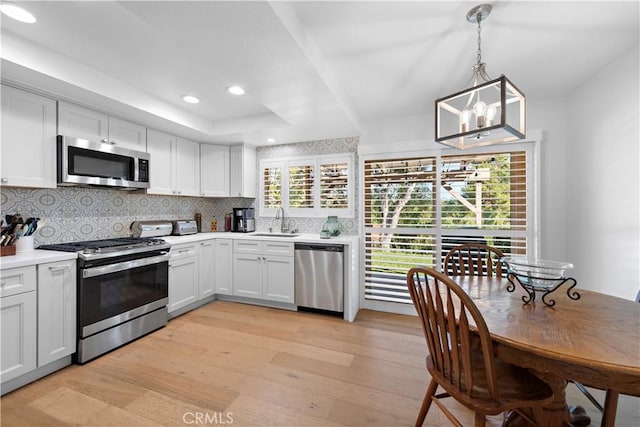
{"left": 295, "top": 243, "right": 344, "bottom": 252}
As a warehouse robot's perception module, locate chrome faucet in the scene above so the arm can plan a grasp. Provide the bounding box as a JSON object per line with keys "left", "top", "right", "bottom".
{"left": 275, "top": 206, "right": 288, "bottom": 233}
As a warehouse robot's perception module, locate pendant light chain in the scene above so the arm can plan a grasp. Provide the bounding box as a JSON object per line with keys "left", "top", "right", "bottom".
{"left": 476, "top": 12, "right": 482, "bottom": 66}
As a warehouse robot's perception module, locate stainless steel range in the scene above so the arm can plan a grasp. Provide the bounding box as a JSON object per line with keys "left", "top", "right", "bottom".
{"left": 38, "top": 237, "right": 170, "bottom": 363}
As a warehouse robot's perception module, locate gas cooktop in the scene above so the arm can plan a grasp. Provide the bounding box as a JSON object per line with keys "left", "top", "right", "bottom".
{"left": 38, "top": 237, "right": 170, "bottom": 260}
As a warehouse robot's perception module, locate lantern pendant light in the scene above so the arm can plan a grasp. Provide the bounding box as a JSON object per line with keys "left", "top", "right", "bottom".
{"left": 435, "top": 4, "right": 525, "bottom": 149}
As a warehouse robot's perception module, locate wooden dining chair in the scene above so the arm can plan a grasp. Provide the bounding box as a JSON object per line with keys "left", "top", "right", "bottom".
{"left": 406, "top": 267, "right": 555, "bottom": 427}
{"left": 443, "top": 243, "right": 504, "bottom": 277}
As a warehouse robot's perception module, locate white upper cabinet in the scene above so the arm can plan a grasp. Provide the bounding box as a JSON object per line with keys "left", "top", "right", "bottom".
{"left": 230, "top": 144, "right": 256, "bottom": 198}
{"left": 58, "top": 101, "right": 109, "bottom": 141}
{"left": 200, "top": 144, "right": 230, "bottom": 197}
{"left": 107, "top": 117, "right": 147, "bottom": 151}
{"left": 146, "top": 128, "right": 176, "bottom": 195}
{"left": 176, "top": 137, "right": 201, "bottom": 197}
{"left": 146, "top": 130, "right": 200, "bottom": 196}
{"left": 58, "top": 102, "right": 146, "bottom": 151}
{"left": 1, "top": 86, "right": 57, "bottom": 189}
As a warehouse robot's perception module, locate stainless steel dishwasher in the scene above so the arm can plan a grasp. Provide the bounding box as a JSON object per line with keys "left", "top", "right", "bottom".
{"left": 294, "top": 243, "right": 344, "bottom": 314}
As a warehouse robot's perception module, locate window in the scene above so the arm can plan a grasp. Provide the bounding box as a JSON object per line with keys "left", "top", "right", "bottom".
{"left": 288, "top": 160, "right": 314, "bottom": 212}
{"left": 320, "top": 161, "right": 349, "bottom": 209}
{"left": 262, "top": 162, "right": 282, "bottom": 209}
{"left": 259, "top": 153, "right": 355, "bottom": 218}
{"left": 363, "top": 147, "right": 531, "bottom": 305}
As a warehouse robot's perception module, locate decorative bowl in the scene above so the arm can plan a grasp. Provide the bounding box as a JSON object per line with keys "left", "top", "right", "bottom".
{"left": 501, "top": 257, "right": 574, "bottom": 290}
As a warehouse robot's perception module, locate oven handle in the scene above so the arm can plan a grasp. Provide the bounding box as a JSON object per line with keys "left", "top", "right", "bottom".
{"left": 82, "top": 252, "right": 170, "bottom": 279}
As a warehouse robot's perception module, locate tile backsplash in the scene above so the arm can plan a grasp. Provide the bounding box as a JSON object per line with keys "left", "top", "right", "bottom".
{"left": 0, "top": 187, "right": 252, "bottom": 245}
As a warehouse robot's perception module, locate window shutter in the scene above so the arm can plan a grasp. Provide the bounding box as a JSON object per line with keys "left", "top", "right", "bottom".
{"left": 320, "top": 162, "right": 349, "bottom": 209}
{"left": 363, "top": 150, "right": 530, "bottom": 304}
{"left": 262, "top": 165, "right": 282, "bottom": 209}
{"left": 288, "top": 164, "right": 314, "bottom": 209}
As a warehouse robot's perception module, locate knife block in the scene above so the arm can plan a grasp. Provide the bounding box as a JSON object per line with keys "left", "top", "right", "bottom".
{"left": 0, "top": 245, "right": 16, "bottom": 257}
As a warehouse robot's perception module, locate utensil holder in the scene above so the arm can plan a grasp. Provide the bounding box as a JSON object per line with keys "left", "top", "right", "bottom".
{"left": 16, "top": 235, "right": 34, "bottom": 253}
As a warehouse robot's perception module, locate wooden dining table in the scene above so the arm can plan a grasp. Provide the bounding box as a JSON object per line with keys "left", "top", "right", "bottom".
{"left": 454, "top": 276, "right": 640, "bottom": 427}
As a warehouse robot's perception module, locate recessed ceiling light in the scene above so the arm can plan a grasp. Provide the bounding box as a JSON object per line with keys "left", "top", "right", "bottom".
{"left": 0, "top": 3, "right": 36, "bottom": 23}
{"left": 266, "top": 138, "right": 276, "bottom": 143}
{"left": 182, "top": 95, "right": 200, "bottom": 104}
{"left": 227, "top": 85, "right": 245, "bottom": 96}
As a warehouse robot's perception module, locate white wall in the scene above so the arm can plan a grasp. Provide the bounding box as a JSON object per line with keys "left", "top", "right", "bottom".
{"left": 566, "top": 44, "right": 640, "bottom": 300}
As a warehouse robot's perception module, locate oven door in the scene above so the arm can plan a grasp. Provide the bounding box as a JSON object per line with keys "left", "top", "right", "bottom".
{"left": 79, "top": 253, "right": 169, "bottom": 337}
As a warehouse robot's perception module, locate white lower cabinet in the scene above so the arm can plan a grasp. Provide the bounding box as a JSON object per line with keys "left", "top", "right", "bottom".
{"left": 215, "top": 239, "right": 233, "bottom": 295}
{"left": 168, "top": 243, "right": 199, "bottom": 313}
{"left": 1, "top": 291, "right": 37, "bottom": 383}
{"left": 262, "top": 256, "right": 295, "bottom": 304}
{"left": 233, "top": 253, "right": 263, "bottom": 298}
{"left": 198, "top": 240, "right": 215, "bottom": 299}
{"left": 37, "top": 260, "right": 76, "bottom": 366}
{"left": 232, "top": 240, "right": 294, "bottom": 303}
{"left": 1, "top": 260, "right": 76, "bottom": 389}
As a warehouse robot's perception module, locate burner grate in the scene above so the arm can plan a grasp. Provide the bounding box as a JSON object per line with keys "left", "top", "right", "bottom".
{"left": 38, "top": 237, "right": 165, "bottom": 253}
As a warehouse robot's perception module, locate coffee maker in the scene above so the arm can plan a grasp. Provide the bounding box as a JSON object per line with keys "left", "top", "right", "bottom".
{"left": 232, "top": 208, "right": 255, "bottom": 232}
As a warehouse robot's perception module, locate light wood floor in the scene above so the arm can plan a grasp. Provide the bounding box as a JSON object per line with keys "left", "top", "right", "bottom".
{"left": 1, "top": 301, "right": 638, "bottom": 426}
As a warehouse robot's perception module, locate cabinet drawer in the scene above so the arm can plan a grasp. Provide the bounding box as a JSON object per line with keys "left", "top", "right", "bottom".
{"left": 0, "top": 266, "right": 37, "bottom": 297}
{"left": 263, "top": 241, "right": 294, "bottom": 257}
{"left": 233, "top": 240, "right": 262, "bottom": 254}
{"left": 170, "top": 243, "right": 198, "bottom": 260}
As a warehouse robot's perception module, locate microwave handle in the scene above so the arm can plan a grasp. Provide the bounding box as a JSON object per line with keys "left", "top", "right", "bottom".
{"left": 82, "top": 253, "right": 169, "bottom": 279}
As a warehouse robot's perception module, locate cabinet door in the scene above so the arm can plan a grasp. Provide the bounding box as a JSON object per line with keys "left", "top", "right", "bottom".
{"left": 200, "top": 144, "right": 230, "bottom": 197}
{"left": 262, "top": 256, "right": 295, "bottom": 304}
{"left": 229, "top": 145, "right": 256, "bottom": 197}
{"left": 108, "top": 117, "right": 146, "bottom": 151}
{"left": 146, "top": 128, "right": 177, "bottom": 195}
{"left": 176, "top": 137, "right": 201, "bottom": 196}
{"left": 215, "top": 239, "right": 233, "bottom": 295}
{"left": 198, "top": 240, "right": 215, "bottom": 299}
{"left": 37, "top": 261, "right": 76, "bottom": 366}
{"left": 1, "top": 291, "right": 37, "bottom": 383}
{"left": 1, "top": 86, "right": 57, "bottom": 188}
{"left": 233, "top": 253, "right": 262, "bottom": 298}
{"left": 168, "top": 256, "right": 199, "bottom": 313}
{"left": 58, "top": 101, "right": 108, "bottom": 142}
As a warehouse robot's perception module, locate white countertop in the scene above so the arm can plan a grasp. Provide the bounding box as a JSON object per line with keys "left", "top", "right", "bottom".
{"left": 0, "top": 250, "right": 78, "bottom": 270}
{"left": 0, "top": 233, "right": 359, "bottom": 269}
{"left": 162, "top": 232, "right": 359, "bottom": 246}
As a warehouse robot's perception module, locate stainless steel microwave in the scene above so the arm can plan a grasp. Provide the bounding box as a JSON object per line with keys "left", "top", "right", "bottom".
{"left": 57, "top": 135, "right": 150, "bottom": 189}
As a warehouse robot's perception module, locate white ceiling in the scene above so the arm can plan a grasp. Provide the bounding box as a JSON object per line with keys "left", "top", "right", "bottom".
{"left": 1, "top": 1, "right": 638, "bottom": 146}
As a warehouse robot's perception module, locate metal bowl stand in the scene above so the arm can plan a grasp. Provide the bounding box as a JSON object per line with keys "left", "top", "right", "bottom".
{"left": 506, "top": 273, "right": 580, "bottom": 307}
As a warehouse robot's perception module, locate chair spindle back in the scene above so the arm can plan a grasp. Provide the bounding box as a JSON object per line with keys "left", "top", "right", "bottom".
{"left": 407, "top": 267, "right": 499, "bottom": 401}
{"left": 444, "top": 244, "right": 505, "bottom": 277}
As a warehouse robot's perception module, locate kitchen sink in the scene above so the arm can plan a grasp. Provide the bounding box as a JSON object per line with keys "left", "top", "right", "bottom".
{"left": 250, "top": 233, "right": 299, "bottom": 238}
